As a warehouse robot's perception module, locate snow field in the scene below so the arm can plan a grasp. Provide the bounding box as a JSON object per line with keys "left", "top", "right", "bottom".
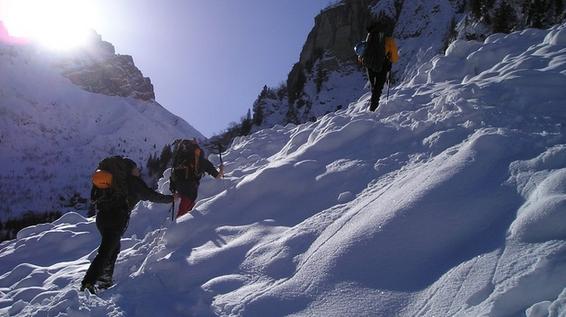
{"left": 1, "top": 23, "right": 566, "bottom": 316}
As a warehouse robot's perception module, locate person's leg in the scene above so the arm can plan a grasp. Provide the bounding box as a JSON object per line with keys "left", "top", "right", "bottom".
{"left": 176, "top": 186, "right": 198, "bottom": 218}
{"left": 370, "top": 69, "right": 388, "bottom": 112}
{"left": 82, "top": 227, "right": 121, "bottom": 288}
{"left": 367, "top": 68, "right": 379, "bottom": 111}
{"left": 176, "top": 195, "right": 196, "bottom": 218}
{"left": 97, "top": 239, "right": 120, "bottom": 288}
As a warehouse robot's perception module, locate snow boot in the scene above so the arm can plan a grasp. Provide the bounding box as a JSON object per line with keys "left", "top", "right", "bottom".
{"left": 96, "top": 277, "right": 114, "bottom": 290}
{"left": 80, "top": 282, "right": 96, "bottom": 294}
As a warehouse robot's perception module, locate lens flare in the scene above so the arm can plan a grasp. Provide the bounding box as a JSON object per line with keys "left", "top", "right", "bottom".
{"left": 0, "top": 0, "right": 96, "bottom": 50}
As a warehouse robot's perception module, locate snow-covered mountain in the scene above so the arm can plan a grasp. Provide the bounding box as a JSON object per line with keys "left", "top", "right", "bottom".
{"left": 1, "top": 21, "right": 565, "bottom": 316}
{"left": 0, "top": 33, "right": 203, "bottom": 225}
{"left": 249, "top": 0, "right": 566, "bottom": 131}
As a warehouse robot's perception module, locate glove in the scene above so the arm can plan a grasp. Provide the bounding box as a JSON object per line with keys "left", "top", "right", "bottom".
{"left": 216, "top": 165, "right": 224, "bottom": 179}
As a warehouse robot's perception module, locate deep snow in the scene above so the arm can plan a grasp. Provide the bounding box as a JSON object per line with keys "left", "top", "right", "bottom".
{"left": 1, "top": 23, "right": 566, "bottom": 316}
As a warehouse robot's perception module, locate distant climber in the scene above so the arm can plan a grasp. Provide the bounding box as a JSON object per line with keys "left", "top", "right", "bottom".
{"left": 356, "top": 14, "right": 399, "bottom": 112}
{"left": 81, "top": 156, "right": 175, "bottom": 293}
{"left": 170, "top": 139, "right": 223, "bottom": 219}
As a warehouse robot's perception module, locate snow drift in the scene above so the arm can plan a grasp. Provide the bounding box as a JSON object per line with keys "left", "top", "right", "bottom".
{"left": 1, "top": 23, "right": 566, "bottom": 316}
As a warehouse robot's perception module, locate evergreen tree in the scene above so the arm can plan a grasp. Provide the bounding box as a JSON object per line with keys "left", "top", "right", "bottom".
{"left": 527, "top": 0, "right": 549, "bottom": 28}
{"left": 252, "top": 86, "right": 267, "bottom": 126}
{"left": 556, "top": 0, "right": 564, "bottom": 19}
{"left": 252, "top": 100, "right": 264, "bottom": 126}
{"left": 493, "top": 1, "right": 517, "bottom": 33}
{"left": 240, "top": 109, "right": 253, "bottom": 136}
{"left": 286, "top": 104, "right": 299, "bottom": 125}
{"left": 471, "top": 0, "right": 482, "bottom": 18}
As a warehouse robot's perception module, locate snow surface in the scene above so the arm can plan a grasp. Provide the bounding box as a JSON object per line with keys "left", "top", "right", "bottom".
{"left": 0, "top": 44, "right": 203, "bottom": 219}
{"left": 1, "top": 23, "right": 566, "bottom": 316}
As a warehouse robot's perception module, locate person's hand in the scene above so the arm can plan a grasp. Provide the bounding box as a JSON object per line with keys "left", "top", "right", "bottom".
{"left": 216, "top": 165, "right": 224, "bottom": 179}
{"left": 173, "top": 192, "right": 180, "bottom": 200}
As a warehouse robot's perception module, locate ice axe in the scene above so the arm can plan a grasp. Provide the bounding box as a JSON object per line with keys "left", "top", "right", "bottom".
{"left": 217, "top": 143, "right": 225, "bottom": 177}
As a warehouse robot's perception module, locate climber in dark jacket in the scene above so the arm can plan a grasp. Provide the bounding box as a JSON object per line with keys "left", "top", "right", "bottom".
{"left": 81, "top": 158, "right": 174, "bottom": 293}
{"left": 359, "top": 15, "right": 399, "bottom": 112}
{"left": 170, "top": 144, "right": 223, "bottom": 218}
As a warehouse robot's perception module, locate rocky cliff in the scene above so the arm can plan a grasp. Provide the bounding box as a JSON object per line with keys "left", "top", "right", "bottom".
{"left": 55, "top": 32, "right": 155, "bottom": 101}
{"left": 241, "top": 0, "right": 565, "bottom": 137}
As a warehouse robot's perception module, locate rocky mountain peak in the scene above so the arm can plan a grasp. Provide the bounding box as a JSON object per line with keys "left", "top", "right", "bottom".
{"left": 55, "top": 32, "right": 156, "bottom": 101}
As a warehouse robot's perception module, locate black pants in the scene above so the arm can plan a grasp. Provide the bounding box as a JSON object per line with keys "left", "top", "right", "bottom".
{"left": 367, "top": 65, "right": 389, "bottom": 112}
{"left": 82, "top": 216, "right": 124, "bottom": 285}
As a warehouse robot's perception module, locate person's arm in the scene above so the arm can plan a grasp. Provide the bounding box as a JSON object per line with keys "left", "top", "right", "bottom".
{"left": 200, "top": 157, "right": 221, "bottom": 179}
{"left": 133, "top": 177, "right": 174, "bottom": 203}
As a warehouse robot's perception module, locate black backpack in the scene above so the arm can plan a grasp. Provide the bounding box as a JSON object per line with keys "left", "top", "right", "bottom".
{"left": 171, "top": 140, "right": 203, "bottom": 184}
{"left": 363, "top": 23, "right": 387, "bottom": 73}
{"left": 91, "top": 156, "right": 133, "bottom": 204}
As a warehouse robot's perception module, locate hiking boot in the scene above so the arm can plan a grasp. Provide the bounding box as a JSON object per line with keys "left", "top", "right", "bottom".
{"left": 80, "top": 282, "right": 96, "bottom": 294}
{"left": 96, "top": 279, "right": 114, "bottom": 290}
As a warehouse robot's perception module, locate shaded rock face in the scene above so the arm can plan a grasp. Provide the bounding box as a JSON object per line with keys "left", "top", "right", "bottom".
{"left": 57, "top": 33, "right": 155, "bottom": 101}
{"left": 300, "top": 0, "right": 375, "bottom": 66}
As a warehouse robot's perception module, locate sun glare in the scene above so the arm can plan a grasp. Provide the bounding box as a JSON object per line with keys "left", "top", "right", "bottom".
{"left": 0, "top": 0, "right": 96, "bottom": 50}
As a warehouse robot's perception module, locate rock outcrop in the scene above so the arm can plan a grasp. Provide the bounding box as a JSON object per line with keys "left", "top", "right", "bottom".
{"left": 56, "top": 32, "right": 155, "bottom": 101}
{"left": 300, "top": 0, "right": 375, "bottom": 66}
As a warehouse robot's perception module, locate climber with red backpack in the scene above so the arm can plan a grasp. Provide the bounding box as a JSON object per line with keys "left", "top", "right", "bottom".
{"left": 169, "top": 139, "right": 224, "bottom": 219}
{"left": 355, "top": 13, "right": 399, "bottom": 112}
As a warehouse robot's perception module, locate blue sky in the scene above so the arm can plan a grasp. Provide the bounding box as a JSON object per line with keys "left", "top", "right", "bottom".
{"left": 91, "top": 0, "right": 334, "bottom": 136}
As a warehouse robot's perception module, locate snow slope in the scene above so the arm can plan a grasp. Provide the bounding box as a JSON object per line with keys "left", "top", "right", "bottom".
{"left": 0, "top": 43, "right": 203, "bottom": 220}
{"left": 1, "top": 23, "right": 566, "bottom": 316}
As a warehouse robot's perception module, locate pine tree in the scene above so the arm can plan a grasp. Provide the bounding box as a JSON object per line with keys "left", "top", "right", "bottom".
{"left": 252, "top": 86, "right": 267, "bottom": 126}
{"left": 493, "top": 1, "right": 517, "bottom": 33}
{"left": 240, "top": 109, "right": 253, "bottom": 136}
{"left": 471, "top": 0, "right": 482, "bottom": 18}
{"left": 527, "top": 0, "right": 549, "bottom": 28}
{"left": 556, "top": 0, "right": 564, "bottom": 19}
{"left": 286, "top": 104, "right": 299, "bottom": 125}
{"left": 252, "top": 100, "right": 264, "bottom": 126}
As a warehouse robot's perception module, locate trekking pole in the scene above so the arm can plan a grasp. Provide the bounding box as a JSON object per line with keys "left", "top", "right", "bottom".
{"left": 170, "top": 198, "right": 175, "bottom": 222}
{"left": 386, "top": 71, "right": 391, "bottom": 103}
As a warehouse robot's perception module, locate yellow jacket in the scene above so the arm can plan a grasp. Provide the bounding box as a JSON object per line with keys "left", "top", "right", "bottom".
{"left": 385, "top": 37, "right": 399, "bottom": 63}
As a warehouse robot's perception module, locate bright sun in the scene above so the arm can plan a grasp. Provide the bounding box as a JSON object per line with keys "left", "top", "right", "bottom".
{"left": 0, "top": 0, "right": 96, "bottom": 50}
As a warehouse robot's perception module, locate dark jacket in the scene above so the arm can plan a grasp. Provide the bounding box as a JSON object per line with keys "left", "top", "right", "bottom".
{"left": 170, "top": 156, "right": 219, "bottom": 199}
{"left": 92, "top": 175, "right": 173, "bottom": 230}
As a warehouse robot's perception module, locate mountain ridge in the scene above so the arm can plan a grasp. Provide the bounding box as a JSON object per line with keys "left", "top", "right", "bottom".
{"left": 0, "top": 37, "right": 203, "bottom": 232}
